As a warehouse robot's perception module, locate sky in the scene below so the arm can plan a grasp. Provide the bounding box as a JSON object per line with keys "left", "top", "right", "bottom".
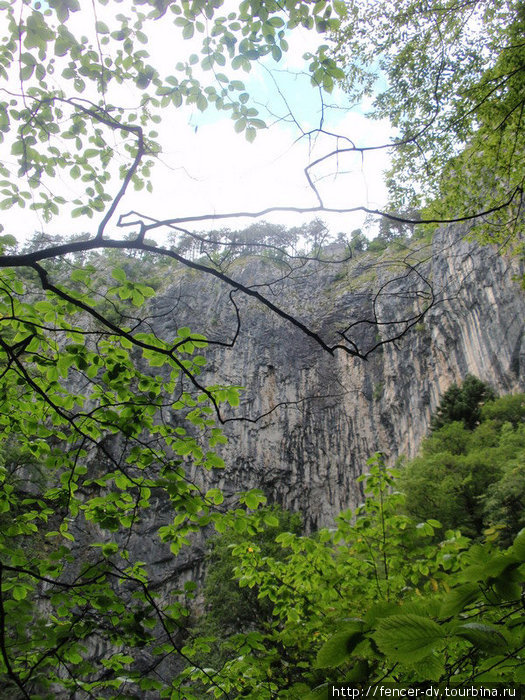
{"left": 3, "top": 2, "right": 393, "bottom": 244}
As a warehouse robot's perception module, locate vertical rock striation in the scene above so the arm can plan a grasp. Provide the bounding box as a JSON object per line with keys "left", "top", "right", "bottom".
{"left": 151, "top": 225, "right": 524, "bottom": 527}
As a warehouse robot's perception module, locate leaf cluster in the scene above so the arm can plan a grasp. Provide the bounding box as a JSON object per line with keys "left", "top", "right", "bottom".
{"left": 0, "top": 258, "right": 274, "bottom": 697}
{"left": 181, "top": 455, "right": 525, "bottom": 698}
{"left": 431, "top": 374, "right": 496, "bottom": 431}
{"left": 402, "top": 389, "right": 525, "bottom": 542}
{"left": 333, "top": 0, "right": 525, "bottom": 245}
{"left": 0, "top": 0, "right": 348, "bottom": 225}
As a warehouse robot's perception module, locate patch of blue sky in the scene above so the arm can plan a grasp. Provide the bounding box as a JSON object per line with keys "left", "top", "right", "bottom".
{"left": 7, "top": 1, "right": 392, "bottom": 241}
{"left": 189, "top": 50, "right": 391, "bottom": 155}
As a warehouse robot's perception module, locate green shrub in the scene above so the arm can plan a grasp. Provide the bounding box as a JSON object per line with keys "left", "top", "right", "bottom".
{"left": 403, "top": 393, "right": 525, "bottom": 541}
{"left": 431, "top": 374, "right": 495, "bottom": 430}
{"left": 481, "top": 393, "right": 525, "bottom": 427}
{"left": 189, "top": 506, "right": 303, "bottom": 670}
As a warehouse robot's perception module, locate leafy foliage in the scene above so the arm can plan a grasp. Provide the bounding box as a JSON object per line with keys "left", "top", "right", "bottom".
{"left": 0, "top": 0, "right": 523, "bottom": 696}
{"left": 333, "top": 0, "right": 525, "bottom": 243}
{"left": 402, "top": 391, "right": 525, "bottom": 541}
{"left": 199, "top": 506, "right": 302, "bottom": 635}
{"left": 0, "top": 254, "right": 262, "bottom": 696}
{"left": 0, "top": 0, "right": 375, "bottom": 689}
{"left": 188, "top": 506, "right": 302, "bottom": 678}
{"left": 179, "top": 455, "right": 525, "bottom": 697}
{"left": 0, "top": 0, "right": 347, "bottom": 225}
{"left": 431, "top": 374, "right": 496, "bottom": 431}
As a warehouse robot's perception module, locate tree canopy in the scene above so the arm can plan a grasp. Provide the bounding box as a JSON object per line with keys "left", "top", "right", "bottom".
{"left": 0, "top": 0, "right": 348, "bottom": 226}
{"left": 0, "top": 2, "right": 354, "bottom": 696}
{"left": 184, "top": 456, "right": 525, "bottom": 697}
{"left": 430, "top": 374, "right": 496, "bottom": 431}
{"left": 334, "top": 0, "right": 525, "bottom": 243}
{"left": 402, "top": 390, "right": 525, "bottom": 541}
{"left": 0, "top": 0, "right": 523, "bottom": 697}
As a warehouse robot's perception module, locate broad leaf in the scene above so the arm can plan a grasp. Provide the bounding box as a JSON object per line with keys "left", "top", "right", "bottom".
{"left": 374, "top": 614, "right": 446, "bottom": 662}
{"left": 315, "top": 624, "right": 364, "bottom": 668}
{"left": 440, "top": 583, "right": 480, "bottom": 618}
{"left": 454, "top": 623, "right": 508, "bottom": 653}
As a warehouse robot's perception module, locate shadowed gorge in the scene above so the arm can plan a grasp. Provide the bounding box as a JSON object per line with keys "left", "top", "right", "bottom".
{"left": 1, "top": 0, "right": 525, "bottom": 694}
{"left": 144, "top": 225, "right": 524, "bottom": 528}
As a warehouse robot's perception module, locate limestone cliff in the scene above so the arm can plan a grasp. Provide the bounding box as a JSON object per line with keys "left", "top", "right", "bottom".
{"left": 147, "top": 225, "right": 524, "bottom": 529}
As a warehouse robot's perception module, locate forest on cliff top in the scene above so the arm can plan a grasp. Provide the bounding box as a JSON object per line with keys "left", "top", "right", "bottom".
{"left": 0, "top": 0, "right": 524, "bottom": 697}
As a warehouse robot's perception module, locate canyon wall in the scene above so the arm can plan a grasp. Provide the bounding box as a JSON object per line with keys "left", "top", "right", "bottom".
{"left": 60, "top": 224, "right": 523, "bottom": 693}
{"left": 148, "top": 225, "right": 524, "bottom": 530}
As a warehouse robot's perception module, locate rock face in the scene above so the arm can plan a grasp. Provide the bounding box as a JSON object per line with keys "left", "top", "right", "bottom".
{"left": 150, "top": 225, "right": 525, "bottom": 529}
{"left": 54, "top": 225, "right": 523, "bottom": 698}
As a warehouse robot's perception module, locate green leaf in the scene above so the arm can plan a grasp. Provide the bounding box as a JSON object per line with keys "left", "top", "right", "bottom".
{"left": 271, "top": 45, "right": 282, "bottom": 62}
{"left": 66, "top": 650, "right": 83, "bottom": 664}
{"left": 205, "top": 488, "right": 224, "bottom": 505}
{"left": 305, "top": 684, "right": 332, "bottom": 700}
{"left": 440, "top": 583, "right": 480, "bottom": 617}
{"left": 234, "top": 117, "right": 246, "bottom": 133}
{"left": 510, "top": 527, "right": 525, "bottom": 561}
{"left": 493, "top": 574, "right": 522, "bottom": 602}
{"left": 315, "top": 625, "right": 364, "bottom": 668}
{"left": 242, "top": 489, "right": 266, "bottom": 510}
{"left": 333, "top": 0, "right": 347, "bottom": 17}
{"left": 102, "top": 542, "right": 119, "bottom": 557}
{"left": 426, "top": 519, "right": 442, "bottom": 528}
{"left": 226, "top": 388, "right": 239, "bottom": 407}
{"left": 182, "top": 23, "right": 194, "bottom": 40}
{"left": 111, "top": 267, "right": 127, "bottom": 283}
{"left": 12, "top": 585, "right": 28, "bottom": 601}
{"left": 454, "top": 623, "right": 508, "bottom": 652}
{"left": 95, "top": 21, "right": 110, "bottom": 34}
{"left": 114, "top": 473, "right": 129, "bottom": 490}
{"left": 345, "top": 659, "right": 369, "bottom": 681}
{"left": 411, "top": 652, "right": 445, "bottom": 680}
{"left": 263, "top": 513, "right": 279, "bottom": 527}
{"left": 374, "top": 614, "right": 446, "bottom": 662}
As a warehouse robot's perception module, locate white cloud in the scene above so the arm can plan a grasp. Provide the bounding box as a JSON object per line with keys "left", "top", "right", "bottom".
{"left": 2, "top": 2, "right": 392, "bottom": 243}
{"left": 121, "top": 106, "right": 391, "bottom": 238}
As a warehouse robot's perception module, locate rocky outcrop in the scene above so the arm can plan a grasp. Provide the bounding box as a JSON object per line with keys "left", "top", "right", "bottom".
{"left": 51, "top": 224, "right": 523, "bottom": 698}
{"left": 148, "top": 225, "right": 524, "bottom": 529}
